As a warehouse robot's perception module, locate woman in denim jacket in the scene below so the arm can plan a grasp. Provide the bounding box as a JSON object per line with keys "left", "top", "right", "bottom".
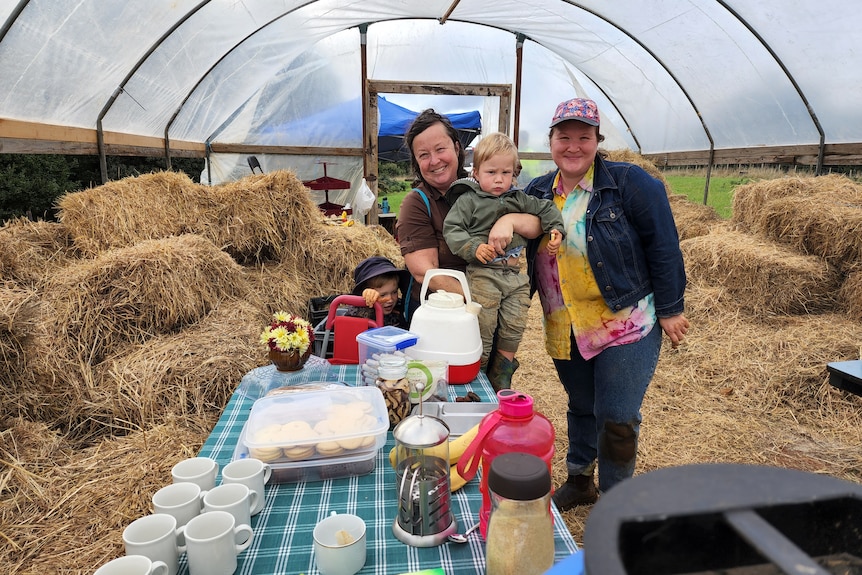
{"left": 523, "top": 98, "right": 690, "bottom": 510}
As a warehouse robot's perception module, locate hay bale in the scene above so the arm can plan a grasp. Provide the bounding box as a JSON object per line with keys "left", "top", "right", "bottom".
{"left": 668, "top": 193, "right": 723, "bottom": 240}
{"left": 56, "top": 169, "right": 329, "bottom": 263}
{"left": 0, "top": 282, "right": 39, "bottom": 341}
{"left": 681, "top": 228, "right": 840, "bottom": 315}
{"left": 730, "top": 173, "right": 861, "bottom": 232}
{"left": 56, "top": 171, "right": 202, "bottom": 256}
{"left": 243, "top": 262, "right": 320, "bottom": 320}
{"left": 204, "top": 170, "right": 326, "bottom": 264}
{"left": 665, "top": 287, "right": 862, "bottom": 416}
{"left": 86, "top": 301, "right": 262, "bottom": 438}
{"left": 0, "top": 415, "right": 212, "bottom": 572}
{"left": 756, "top": 191, "right": 862, "bottom": 271}
{"left": 303, "top": 223, "right": 403, "bottom": 288}
{"left": 0, "top": 218, "right": 77, "bottom": 285}
{"left": 244, "top": 220, "right": 403, "bottom": 318}
{"left": 839, "top": 269, "right": 862, "bottom": 318}
{"left": 0, "top": 285, "right": 41, "bottom": 419}
{"left": 604, "top": 149, "right": 669, "bottom": 189}
{"left": 43, "top": 234, "right": 250, "bottom": 365}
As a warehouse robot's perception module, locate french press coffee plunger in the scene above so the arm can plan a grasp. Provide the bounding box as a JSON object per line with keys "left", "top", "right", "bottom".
{"left": 391, "top": 383, "right": 457, "bottom": 546}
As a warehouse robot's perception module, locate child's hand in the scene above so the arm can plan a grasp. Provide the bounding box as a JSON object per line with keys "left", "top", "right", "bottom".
{"left": 362, "top": 288, "right": 380, "bottom": 307}
{"left": 475, "top": 243, "right": 496, "bottom": 264}
{"left": 547, "top": 230, "right": 562, "bottom": 255}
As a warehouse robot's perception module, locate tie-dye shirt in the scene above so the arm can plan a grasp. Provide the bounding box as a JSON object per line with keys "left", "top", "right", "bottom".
{"left": 534, "top": 167, "right": 656, "bottom": 360}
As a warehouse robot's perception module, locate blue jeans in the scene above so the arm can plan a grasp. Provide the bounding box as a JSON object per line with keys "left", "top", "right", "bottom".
{"left": 552, "top": 324, "right": 662, "bottom": 492}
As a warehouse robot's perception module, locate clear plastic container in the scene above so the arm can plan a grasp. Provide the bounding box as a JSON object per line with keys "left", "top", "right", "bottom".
{"left": 241, "top": 386, "right": 388, "bottom": 465}
{"left": 356, "top": 326, "right": 419, "bottom": 367}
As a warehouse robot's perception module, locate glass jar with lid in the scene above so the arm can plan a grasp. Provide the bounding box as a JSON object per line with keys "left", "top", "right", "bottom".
{"left": 375, "top": 353, "right": 410, "bottom": 429}
{"left": 485, "top": 451, "right": 555, "bottom": 575}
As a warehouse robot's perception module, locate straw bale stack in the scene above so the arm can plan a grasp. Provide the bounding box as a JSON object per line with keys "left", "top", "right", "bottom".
{"left": 839, "top": 269, "right": 862, "bottom": 318}
{"left": 43, "top": 234, "right": 250, "bottom": 366}
{"left": 88, "top": 300, "right": 262, "bottom": 436}
{"left": 604, "top": 148, "right": 668, "bottom": 189}
{"left": 681, "top": 227, "right": 840, "bottom": 316}
{"left": 730, "top": 173, "right": 862, "bottom": 233}
{"left": 2, "top": 235, "right": 252, "bottom": 439}
{"left": 0, "top": 218, "right": 77, "bottom": 286}
{"left": 667, "top": 193, "right": 722, "bottom": 240}
{"left": 56, "top": 169, "right": 329, "bottom": 264}
{"left": 755, "top": 192, "right": 862, "bottom": 271}
{"left": 0, "top": 414, "right": 212, "bottom": 572}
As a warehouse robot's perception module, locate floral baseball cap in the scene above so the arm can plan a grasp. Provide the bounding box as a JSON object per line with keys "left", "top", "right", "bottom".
{"left": 549, "top": 98, "right": 600, "bottom": 128}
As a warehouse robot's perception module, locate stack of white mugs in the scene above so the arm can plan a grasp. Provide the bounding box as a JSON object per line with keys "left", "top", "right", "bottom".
{"left": 93, "top": 456, "right": 271, "bottom": 575}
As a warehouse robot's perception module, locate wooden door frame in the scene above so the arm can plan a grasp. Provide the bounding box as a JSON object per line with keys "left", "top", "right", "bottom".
{"left": 363, "top": 80, "right": 512, "bottom": 224}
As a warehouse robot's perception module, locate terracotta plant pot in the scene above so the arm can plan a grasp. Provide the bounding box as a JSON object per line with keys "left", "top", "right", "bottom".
{"left": 268, "top": 348, "right": 311, "bottom": 372}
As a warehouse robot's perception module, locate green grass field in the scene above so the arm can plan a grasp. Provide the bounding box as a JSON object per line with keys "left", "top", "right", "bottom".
{"left": 380, "top": 171, "right": 742, "bottom": 220}
{"left": 379, "top": 166, "right": 835, "bottom": 220}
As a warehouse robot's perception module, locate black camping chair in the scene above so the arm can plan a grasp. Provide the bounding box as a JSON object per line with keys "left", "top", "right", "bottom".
{"left": 247, "top": 156, "right": 263, "bottom": 174}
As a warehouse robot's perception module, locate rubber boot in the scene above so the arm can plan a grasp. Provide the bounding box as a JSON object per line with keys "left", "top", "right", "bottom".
{"left": 552, "top": 471, "right": 598, "bottom": 511}
{"left": 487, "top": 353, "right": 520, "bottom": 392}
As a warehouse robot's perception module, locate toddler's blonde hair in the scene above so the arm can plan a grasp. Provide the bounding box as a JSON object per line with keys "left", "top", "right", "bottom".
{"left": 472, "top": 132, "right": 522, "bottom": 177}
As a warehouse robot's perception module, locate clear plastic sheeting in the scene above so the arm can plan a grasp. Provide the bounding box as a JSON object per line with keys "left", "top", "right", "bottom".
{"left": 1, "top": 0, "right": 860, "bottom": 184}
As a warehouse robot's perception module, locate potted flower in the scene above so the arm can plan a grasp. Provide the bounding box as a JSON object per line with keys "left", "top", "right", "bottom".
{"left": 260, "top": 311, "right": 315, "bottom": 371}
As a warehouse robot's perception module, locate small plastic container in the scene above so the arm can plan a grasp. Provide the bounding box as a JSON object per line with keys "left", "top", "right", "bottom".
{"left": 241, "top": 386, "right": 388, "bottom": 468}
{"left": 356, "top": 326, "right": 419, "bottom": 367}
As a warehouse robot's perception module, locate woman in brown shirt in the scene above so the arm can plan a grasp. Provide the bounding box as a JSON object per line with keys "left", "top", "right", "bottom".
{"left": 396, "top": 109, "right": 542, "bottom": 317}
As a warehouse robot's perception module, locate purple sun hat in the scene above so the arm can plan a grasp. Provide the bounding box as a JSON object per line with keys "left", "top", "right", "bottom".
{"left": 549, "top": 98, "right": 600, "bottom": 128}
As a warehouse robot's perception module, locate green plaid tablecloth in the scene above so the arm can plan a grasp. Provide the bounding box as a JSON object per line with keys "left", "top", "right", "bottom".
{"left": 189, "top": 364, "right": 579, "bottom": 575}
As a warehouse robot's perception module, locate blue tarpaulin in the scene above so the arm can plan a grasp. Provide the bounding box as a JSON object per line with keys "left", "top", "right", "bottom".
{"left": 257, "top": 96, "right": 481, "bottom": 161}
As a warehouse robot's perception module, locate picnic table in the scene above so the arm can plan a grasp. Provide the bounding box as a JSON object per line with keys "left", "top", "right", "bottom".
{"left": 189, "top": 362, "right": 579, "bottom": 575}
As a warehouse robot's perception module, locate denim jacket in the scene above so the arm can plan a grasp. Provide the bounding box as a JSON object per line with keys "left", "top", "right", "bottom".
{"left": 523, "top": 155, "right": 686, "bottom": 318}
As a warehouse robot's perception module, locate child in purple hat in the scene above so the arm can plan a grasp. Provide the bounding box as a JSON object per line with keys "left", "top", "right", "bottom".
{"left": 345, "top": 256, "right": 410, "bottom": 328}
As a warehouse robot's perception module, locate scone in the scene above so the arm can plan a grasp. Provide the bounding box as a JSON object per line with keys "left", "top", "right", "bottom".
{"left": 278, "top": 420, "right": 318, "bottom": 461}
{"left": 249, "top": 424, "right": 287, "bottom": 461}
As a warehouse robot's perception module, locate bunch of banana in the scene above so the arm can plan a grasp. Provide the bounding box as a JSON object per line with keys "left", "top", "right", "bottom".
{"left": 388, "top": 422, "right": 480, "bottom": 492}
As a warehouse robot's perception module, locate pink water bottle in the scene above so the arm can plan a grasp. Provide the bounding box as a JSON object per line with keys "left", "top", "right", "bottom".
{"left": 456, "top": 389, "right": 555, "bottom": 538}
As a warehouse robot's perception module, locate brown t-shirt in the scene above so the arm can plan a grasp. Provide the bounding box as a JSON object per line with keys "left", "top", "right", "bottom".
{"left": 396, "top": 184, "right": 467, "bottom": 274}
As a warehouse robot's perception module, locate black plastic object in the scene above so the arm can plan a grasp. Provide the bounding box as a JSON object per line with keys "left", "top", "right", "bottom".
{"left": 827, "top": 360, "right": 862, "bottom": 396}
{"left": 487, "top": 452, "right": 551, "bottom": 501}
{"left": 583, "top": 463, "right": 862, "bottom": 575}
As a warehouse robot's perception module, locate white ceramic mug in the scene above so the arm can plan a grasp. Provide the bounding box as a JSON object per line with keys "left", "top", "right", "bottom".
{"left": 313, "top": 512, "right": 367, "bottom": 575}
{"left": 152, "top": 482, "right": 207, "bottom": 527}
{"left": 122, "top": 514, "right": 186, "bottom": 575}
{"left": 184, "top": 510, "right": 253, "bottom": 575}
{"left": 94, "top": 555, "right": 169, "bottom": 575}
{"left": 203, "top": 483, "right": 258, "bottom": 529}
{"left": 221, "top": 458, "right": 271, "bottom": 515}
{"left": 171, "top": 456, "right": 219, "bottom": 490}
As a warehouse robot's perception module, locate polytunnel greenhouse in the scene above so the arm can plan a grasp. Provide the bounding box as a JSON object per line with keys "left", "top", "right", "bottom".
{"left": 2, "top": 0, "right": 862, "bottom": 208}
{"left": 3, "top": 3, "right": 862, "bottom": 574}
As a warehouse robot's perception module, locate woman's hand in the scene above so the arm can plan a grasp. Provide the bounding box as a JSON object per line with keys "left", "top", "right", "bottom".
{"left": 659, "top": 314, "right": 690, "bottom": 349}
{"left": 489, "top": 214, "right": 544, "bottom": 254}
{"left": 487, "top": 219, "right": 514, "bottom": 255}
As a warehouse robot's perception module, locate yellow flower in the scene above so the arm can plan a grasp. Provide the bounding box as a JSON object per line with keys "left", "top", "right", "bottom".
{"left": 261, "top": 311, "right": 314, "bottom": 355}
